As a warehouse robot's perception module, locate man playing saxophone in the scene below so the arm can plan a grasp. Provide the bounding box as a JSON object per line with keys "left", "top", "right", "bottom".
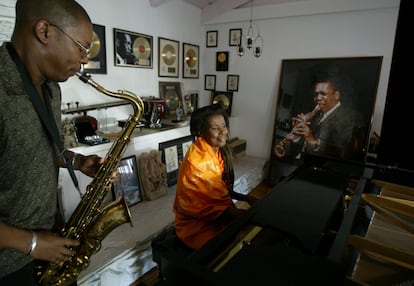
{"left": 287, "top": 74, "right": 359, "bottom": 160}
{"left": 0, "top": 0, "right": 104, "bottom": 285}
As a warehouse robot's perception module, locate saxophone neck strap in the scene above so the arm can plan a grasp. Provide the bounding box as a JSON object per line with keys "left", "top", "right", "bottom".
{"left": 6, "top": 43, "right": 80, "bottom": 194}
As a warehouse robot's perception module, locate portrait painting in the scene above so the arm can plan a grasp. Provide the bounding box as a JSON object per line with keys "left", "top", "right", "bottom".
{"left": 268, "top": 57, "right": 382, "bottom": 185}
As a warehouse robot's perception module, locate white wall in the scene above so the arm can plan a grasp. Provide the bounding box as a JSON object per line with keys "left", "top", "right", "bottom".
{"left": 201, "top": 0, "right": 400, "bottom": 158}
{"left": 1, "top": 0, "right": 401, "bottom": 160}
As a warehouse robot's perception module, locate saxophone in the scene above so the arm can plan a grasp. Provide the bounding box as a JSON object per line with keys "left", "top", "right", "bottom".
{"left": 34, "top": 72, "right": 145, "bottom": 286}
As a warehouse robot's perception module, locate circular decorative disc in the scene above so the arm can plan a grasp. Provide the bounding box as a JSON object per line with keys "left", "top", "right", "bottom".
{"left": 87, "top": 31, "right": 101, "bottom": 59}
{"left": 162, "top": 44, "right": 176, "bottom": 65}
{"left": 133, "top": 37, "right": 151, "bottom": 60}
{"left": 185, "top": 48, "right": 197, "bottom": 68}
{"left": 165, "top": 90, "right": 179, "bottom": 111}
{"left": 213, "top": 94, "right": 230, "bottom": 110}
{"left": 217, "top": 52, "right": 227, "bottom": 63}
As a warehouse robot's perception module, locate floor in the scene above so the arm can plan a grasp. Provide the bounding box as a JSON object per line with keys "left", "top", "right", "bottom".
{"left": 130, "top": 181, "right": 273, "bottom": 286}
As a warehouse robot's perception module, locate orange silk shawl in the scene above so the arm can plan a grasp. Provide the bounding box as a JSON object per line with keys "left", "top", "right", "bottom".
{"left": 173, "top": 137, "right": 233, "bottom": 249}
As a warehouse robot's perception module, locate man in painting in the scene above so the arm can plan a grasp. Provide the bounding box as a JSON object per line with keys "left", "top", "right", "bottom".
{"left": 287, "top": 73, "right": 362, "bottom": 161}
{"left": 116, "top": 32, "right": 138, "bottom": 65}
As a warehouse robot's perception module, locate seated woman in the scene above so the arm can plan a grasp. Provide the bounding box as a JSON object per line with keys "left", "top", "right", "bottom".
{"left": 173, "top": 104, "right": 257, "bottom": 250}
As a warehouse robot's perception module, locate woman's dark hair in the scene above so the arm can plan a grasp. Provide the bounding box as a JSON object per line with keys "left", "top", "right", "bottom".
{"left": 190, "top": 103, "right": 230, "bottom": 136}
{"left": 190, "top": 104, "right": 234, "bottom": 189}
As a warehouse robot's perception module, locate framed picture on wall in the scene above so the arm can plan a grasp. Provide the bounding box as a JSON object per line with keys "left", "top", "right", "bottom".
{"left": 158, "top": 37, "right": 179, "bottom": 77}
{"left": 114, "top": 28, "right": 153, "bottom": 68}
{"left": 267, "top": 56, "right": 383, "bottom": 185}
{"left": 83, "top": 23, "right": 107, "bottom": 74}
{"left": 227, "top": 74, "right": 239, "bottom": 91}
{"left": 211, "top": 91, "right": 233, "bottom": 116}
{"left": 183, "top": 43, "right": 199, "bottom": 78}
{"left": 205, "top": 74, "right": 216, "bottom": 91}
{"left": 216, "top": 51, "right": 229, "bottom": 71}
{"left": 112, "top": 155, "right": 142, "bottom": 207}
{"left": 159, "top": 81, "right": 183, "bottom": 118}
{"left": 206, "top": 30, "right": 218, "bottom": 47}
{"left": 159, "top": 135, "right": 195, "bottom": 186}
{"left": 229, "top": 28, "right": 242, "bottom": 46}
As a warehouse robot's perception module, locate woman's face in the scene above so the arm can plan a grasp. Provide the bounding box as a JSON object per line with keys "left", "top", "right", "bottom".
{"left": 201, "top": 114, "right": 228, "bottom": 151}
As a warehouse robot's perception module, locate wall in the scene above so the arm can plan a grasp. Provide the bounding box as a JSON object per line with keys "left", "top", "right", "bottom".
{"left": 201, "top": 0, "right": 400, "bottom": 158}
{"left": 0, "top": 0, "right": 400, "bottom": 160}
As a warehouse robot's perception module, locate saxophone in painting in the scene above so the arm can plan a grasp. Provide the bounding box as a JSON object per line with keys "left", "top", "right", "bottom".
{"left": 34, "top": 72, "right": 144, "bottom": 286}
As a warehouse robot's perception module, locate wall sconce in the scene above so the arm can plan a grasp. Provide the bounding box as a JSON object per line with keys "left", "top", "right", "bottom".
{"left": 238, "top": 0, "right": 263, "bottom": 58}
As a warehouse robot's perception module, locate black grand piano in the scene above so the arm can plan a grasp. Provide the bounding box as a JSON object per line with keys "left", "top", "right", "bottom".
{"left": 152, "top": 154, "right": 414, "bottom": 285}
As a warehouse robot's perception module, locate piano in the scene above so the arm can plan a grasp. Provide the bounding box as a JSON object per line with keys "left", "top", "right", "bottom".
{"left": 152, "top": 154, "right": 414, "bottom": 285}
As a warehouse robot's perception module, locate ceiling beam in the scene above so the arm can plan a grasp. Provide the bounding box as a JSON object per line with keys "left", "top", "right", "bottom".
{"left": 202, "top": 0, "right": 250, "bottom": 23}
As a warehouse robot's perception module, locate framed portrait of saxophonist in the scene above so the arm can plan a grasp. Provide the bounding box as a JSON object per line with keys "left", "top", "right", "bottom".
{"left": 268, "top": 57, "right": 382, "bottom": 185}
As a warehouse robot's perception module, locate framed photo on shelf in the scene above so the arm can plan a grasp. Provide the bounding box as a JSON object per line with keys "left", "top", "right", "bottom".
{"left": 159, "top": 135, "right": 195, "bottom": 186}
{"left": 211, "top": 91, "right": 233, "bottom": 116}
{"left": 229, "top": 28, "right": 242, "bottom": 46}
{"left": 216, "top": 51, "right": 229, "bottom": 71}
{"left": 158, "top": 37, "right": 179, "bottom": 78}
{"left": 83, "top": 23, "right": 107, "bottom": 74}
{"left": 112, "top": 155, "right": 142, "bottom": 207}
{"left": 227, "top": 74, "right": 239, "bottom": 91}
{"left": 183, "top": 43, "right": 199, "bottom": 78}
{"left": 205, "top": 74, "right": 216, "bottom": 91}
{"left": 206, "top": 30, "right": 218, "bottom": 47}
{"left": 159, "top": 81, "right": 183, "bottom": 118}
{"left": 113, "top": 28, "right": 153, "bottom": 68}
{"left": 268, "top": 56, "right": 383, "bottom": 185}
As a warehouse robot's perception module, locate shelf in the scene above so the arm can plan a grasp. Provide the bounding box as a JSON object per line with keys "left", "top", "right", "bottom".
{"left": 62, "top": 100, "right": 130, "bottom": 115}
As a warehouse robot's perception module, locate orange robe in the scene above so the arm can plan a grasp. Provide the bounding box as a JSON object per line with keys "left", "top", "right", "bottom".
{"left": 173, "top": 137, "right": 233, "bottom": 249}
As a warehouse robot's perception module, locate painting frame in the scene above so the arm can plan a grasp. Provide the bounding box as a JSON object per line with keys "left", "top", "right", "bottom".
{"left": 227, "top": 74, "right": 239, "bottom": 91}
{"left": 216, "top": 51, "right": 229, "bottom": 71}
{"left": 83, "top": 23, "right": 107, "bottom": 74}
{"left": 159, "top": 81, "right": 183, "bottom": 118}
{"left": 229, "top": 28, "right": 242, "bottom": 46}
{"left": 182, "top": 42, "right": 199, "bottom": 78}
{"left": 112, "top": 155, "right": 143, "bottom": 207}
{"left": 158, "top": 37, "right": 179, "bottom": 78}
{"left": 206, "top": 30, "right": 218, "bottom": 48}
{"left": 205, "top": 74, "right": 216, "bottom": 91}
{"left": 113, "top": 28, "right": 153, "bottom": 68}
{"left": 159, "top": 135, "right": 195, "bottom": 186}
{"left": 211, "top": 91, "right": 233, "bottom": 116}
{"left": 267, "top": 56, "right": 383, "bottom": 185}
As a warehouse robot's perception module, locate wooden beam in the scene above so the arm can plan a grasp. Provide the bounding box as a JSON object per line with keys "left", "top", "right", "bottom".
{"left": 202, "top": 0, "right": 249, "bottom": 23}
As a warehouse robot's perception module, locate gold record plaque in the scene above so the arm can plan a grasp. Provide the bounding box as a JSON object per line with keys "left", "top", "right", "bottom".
{"left": 83, "top": 24, "right": 107, "bottom": 74}
{"left": 159, "top": 81, "right": 183, "bottom": 118}
{"left": 182, "top": 42, "right": 199, "bottom": 78}
{"left": 114, "top": 28, "right": 153, "bottom": 68}
{"left": 158, "top": 37, "right": 179, "bottom": 77}
{"left": 211, "top": 91, "right": 233, "bottom": 116}
{"left": 216, "top": 51, "right": 229, "bottom": 71}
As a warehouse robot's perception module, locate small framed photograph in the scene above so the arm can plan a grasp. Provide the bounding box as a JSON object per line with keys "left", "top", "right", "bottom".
{"left": 229, "top": 28, "right": 242, "bottom": 46}
{"left": 114, "top": 28, "right": 153, "bottom": 68}
{"left": 227, "top": 74, "right": 239, "bottom": 91}
{"left": 206, "top": 30, "right": 218, "bottom": 47}
{"left": 112, "top": 155, "right": 142, "bottom": 207}
{"left": 83, "top": 23, "right": 107, "bottom": 74}
{"left": 158, "top": 37, "right": 179, "bottom": 77}
{"left": 159, "top": 135, "right": 195, "bottom": 186}
{"left": 183, "top": 42, "right": 199, "bottom": 78}
{"left": 205, "top": 74, "right": 216, "bottom": 91}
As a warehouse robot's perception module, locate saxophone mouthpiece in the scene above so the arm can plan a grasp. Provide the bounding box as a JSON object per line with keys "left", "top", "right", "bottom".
{"left": 76, "top": 71, "right": 91, "bottom": 83}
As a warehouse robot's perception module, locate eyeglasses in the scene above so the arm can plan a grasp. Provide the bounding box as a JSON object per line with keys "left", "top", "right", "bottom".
{"left": 50, "top": 23, "right": 92, "bottom": 58}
